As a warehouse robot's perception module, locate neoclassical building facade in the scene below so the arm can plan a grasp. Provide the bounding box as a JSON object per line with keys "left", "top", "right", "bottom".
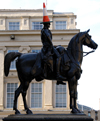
{"left": 0, "top": 9, "right": 80, "bottom": 112}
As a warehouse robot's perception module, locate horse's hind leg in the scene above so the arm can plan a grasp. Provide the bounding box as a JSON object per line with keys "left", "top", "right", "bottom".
{"left": 22, "top": 81, "right": 33, "bottom": 114}
{"left": 13, "top": 84, "right": 23, "bottom": 114}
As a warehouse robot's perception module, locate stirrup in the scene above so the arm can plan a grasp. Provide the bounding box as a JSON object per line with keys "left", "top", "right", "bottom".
{"left": 57, "top": 75, "right": 66, "bottom": 81}
{"left": 57, "top": 81, "right": 66, "bottom": 85}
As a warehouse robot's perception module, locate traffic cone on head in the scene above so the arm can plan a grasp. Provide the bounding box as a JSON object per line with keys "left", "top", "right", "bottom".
{"left": 40, "top": 3, "right": 52, "bottom": 24}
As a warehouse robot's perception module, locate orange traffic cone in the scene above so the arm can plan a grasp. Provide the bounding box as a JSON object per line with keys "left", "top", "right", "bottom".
{"left": 40, "top": 3, "right": 52, "bottom": 24}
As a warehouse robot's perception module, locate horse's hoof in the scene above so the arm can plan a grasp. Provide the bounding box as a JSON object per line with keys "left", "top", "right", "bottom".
{"left": 26, "top": 109, "right": 33, "bottom": 115}
{"left": 71, "top": 107, "right": 79, "bottom": 113}
{"left": 15, "top": 110, "right": 21, "bottom": 115}
{"left": 76, "top": 108, "right": 83, "bottom": 113}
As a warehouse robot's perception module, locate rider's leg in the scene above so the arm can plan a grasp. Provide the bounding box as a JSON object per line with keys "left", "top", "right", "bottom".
{"left": 53, "top": 48, "right": 66, "bottom": 80}
{"left": 56, "top": 56, "right": 66, "bottom": 80}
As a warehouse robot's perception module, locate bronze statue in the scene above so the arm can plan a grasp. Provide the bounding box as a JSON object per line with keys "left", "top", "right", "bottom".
{"left": 4, "top": 29, "right": 98, "bottom": 114}
{"left": 40, "top": 3, "right": 66, "bottom": 83}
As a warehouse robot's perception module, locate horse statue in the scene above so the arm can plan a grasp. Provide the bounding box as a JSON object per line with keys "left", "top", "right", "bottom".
{"left": 4, "top": 29, "right": 98, "bottom": 114}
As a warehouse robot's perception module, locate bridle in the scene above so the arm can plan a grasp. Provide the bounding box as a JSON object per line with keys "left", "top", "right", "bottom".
{"left": 67, "top": 48, "right": 95, "bottom": 57}
{"left": 82, "top": 50, "right": 95, "bottom": 57}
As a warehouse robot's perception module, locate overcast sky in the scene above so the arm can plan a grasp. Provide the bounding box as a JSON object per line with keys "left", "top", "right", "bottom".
{"left": 0, "top": 0, "right": 100, "bottom": 110}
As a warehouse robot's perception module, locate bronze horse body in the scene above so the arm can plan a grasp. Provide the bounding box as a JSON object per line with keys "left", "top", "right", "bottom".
{"left": 4, "top": 30, "right": 98, "bottom": 114}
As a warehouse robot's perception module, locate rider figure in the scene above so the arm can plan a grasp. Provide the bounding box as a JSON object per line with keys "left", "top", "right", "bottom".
{"left": 40, "top": 3, "right": 66, "bottom": 81}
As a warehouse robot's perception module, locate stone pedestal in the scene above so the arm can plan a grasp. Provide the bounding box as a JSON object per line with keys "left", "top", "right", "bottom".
{"left": 3, "top": 114, "right": 93, "bottom": 121}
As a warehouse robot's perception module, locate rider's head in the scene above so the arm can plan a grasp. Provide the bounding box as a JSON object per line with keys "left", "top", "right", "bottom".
{"left": 40, "top": 3, "right": 52, "bottom": 29}
{"left": 43, "top": 22, "right": 50, "bottom": 29}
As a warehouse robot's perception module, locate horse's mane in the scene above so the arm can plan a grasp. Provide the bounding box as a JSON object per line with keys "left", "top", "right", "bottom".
{"left": 67, "top": 31, "right": 86, "bottom": 50}
{"left": 67, "top": 31, "right": 86, "bottom": 61}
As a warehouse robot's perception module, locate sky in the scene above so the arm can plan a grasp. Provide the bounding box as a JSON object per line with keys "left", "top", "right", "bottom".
{"left": 0, "top": 0, "right": 100, "bottom": 110}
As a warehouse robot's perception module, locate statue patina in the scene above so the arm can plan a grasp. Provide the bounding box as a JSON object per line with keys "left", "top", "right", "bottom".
{"left": 4, "top": 28, "right": 98, "bottom": 114}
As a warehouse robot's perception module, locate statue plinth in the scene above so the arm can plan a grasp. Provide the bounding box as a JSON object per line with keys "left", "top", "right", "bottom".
{"left": 3, "top": 114, "right": 93, "bottom": 121}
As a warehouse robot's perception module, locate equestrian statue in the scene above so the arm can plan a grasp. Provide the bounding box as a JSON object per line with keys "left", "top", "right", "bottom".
{"left": 4, "top": 3, "right": 98, "bottom": 115}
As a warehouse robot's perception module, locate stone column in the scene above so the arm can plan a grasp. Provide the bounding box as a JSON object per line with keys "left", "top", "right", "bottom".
{"left": 18, "top": 46, "right": 31, "bottom": 110}
{"left": 0, "top": 46, "right": 6, "bottom": 110}
{"left": 44, "top": 79, "right": 53, "bottom": 110}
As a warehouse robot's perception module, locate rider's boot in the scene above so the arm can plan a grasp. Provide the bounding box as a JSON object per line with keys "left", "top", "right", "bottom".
{"left": 56, "top": 57, "right": 66, "bottom": 81}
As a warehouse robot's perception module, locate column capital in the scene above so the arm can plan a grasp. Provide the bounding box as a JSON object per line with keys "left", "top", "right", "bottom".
{"left": 19, "top": 46, "right": 31, "bottom": 53}
{"left": 0, "top": 46, "right": 6, "bottom": 52}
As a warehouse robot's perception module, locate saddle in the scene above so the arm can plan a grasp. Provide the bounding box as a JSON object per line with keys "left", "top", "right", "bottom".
{"left": 56, "top": 46, "right": 70, "bottom": 72}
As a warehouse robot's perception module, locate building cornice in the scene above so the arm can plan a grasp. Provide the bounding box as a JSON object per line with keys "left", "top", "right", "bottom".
{"left": 0, "top": 29, "right": 80, "bottom": 36}
{"left": 53, "top": 14, "right": 77, "bottom": 18}
{"left": 0, "top": 15, "right": 76, "bottom": 19}
{"left": 0, "top": 9, "right": 53, "bottom": 12}
{"left": 0, "top": 9, "right": 77, "bottom": 18}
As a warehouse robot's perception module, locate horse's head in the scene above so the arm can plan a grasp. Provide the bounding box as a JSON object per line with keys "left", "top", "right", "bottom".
{"left": 83, "top": 29, "right": 98, "bottom": 50}
{"left": 67, "top": 29, "right": 98, "bottom": 60}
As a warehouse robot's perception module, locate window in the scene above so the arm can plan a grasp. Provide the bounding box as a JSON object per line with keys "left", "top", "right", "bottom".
{"left": 71, "top": 19, "right": 74, "bottom": 24}
{"left": 31, "top": 83, "right": 42, "bottom": 108}
{"left": 32, "top": 22, "right": 43, "bottom": 30}
{"left": 88, "top": 111, "right": 91, "bottom": 117}
{"left": 32, "top": 50, "right": 41, "bottom": 53}
{"left": 8, "top": 50, "right": 18, "bottom": 70}
{"left": 95, "top": 111, "right": 98, "bottom": 121}
{"left": 55, "top": 21, "right": 66, "bottom": 30}
{"left": 24, "top": 19, "right": 27, "bottom": 25}
{"left": 9, "top": 22, "right": 20, "bottom": 30}
{"left": 7, "top": 83, "right": 18, "bottom": 108}
{"left": 0, "top": 20, "right": 3, "bottom": 25}
{"left": 55, "top": 84, "right": 66, "bottom": 108}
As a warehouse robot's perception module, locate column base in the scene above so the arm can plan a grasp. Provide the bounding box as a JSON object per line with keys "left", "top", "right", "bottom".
{"left": 19, "top": 105, "right": 24, "bottom": 110}
{"left": 44, "top": 105, "right": 53, "bottom": 110}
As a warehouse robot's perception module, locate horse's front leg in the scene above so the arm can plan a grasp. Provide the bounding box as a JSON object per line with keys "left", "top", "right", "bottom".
{"left": 13, "top": 84, "right": 22, "bottom": 114}
{"left": 22, "top": 82, "right": 33, "bottom": 114}
{"left": 74, "top": 72, "right": 83, "bottom": 113}
{"left": 68, "top": 76, "right": 79, "bottom": 113}
{"left": 74, "top": 82, "right": 82, "bottom": 113}
{"left": 74, "top": 80, "right": 77, "bottom": 109}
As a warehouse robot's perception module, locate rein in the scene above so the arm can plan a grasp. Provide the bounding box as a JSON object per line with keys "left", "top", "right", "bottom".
{"left": 82, "top": 50, "right": 95, "bottom": 57}
{"left": 67, "top": 48, "right": 95, "bottom": 57}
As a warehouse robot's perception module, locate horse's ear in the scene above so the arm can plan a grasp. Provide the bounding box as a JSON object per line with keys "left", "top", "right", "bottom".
{"left": 87, "top": 29, "right": 90, "bottom": 33}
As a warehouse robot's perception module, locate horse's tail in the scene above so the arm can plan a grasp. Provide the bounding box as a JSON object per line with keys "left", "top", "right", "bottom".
{"left": 4, "top": 52, "right": 21, "bottom": 76}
